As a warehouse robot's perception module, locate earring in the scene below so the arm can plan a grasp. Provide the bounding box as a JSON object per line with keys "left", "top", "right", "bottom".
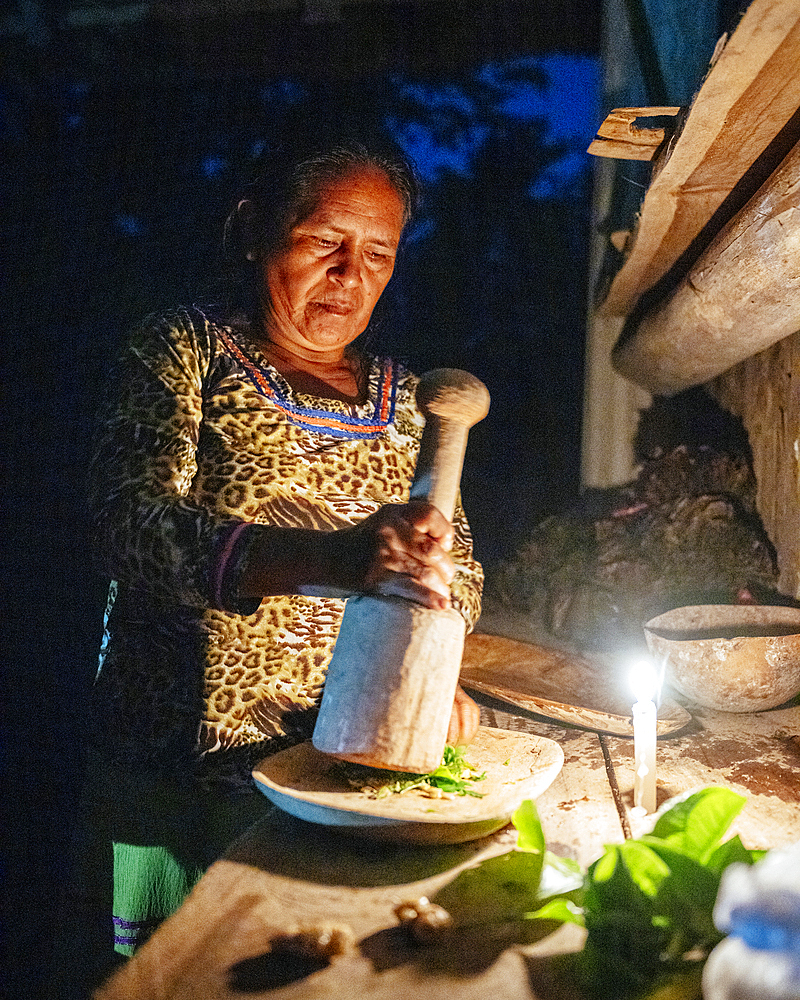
{"left": 246, "top": 251, "right": 255, "bottom": 261}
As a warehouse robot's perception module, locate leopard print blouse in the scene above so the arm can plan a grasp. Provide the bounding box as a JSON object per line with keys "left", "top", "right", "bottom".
{"left": 89, "top": 306, "right": 484, "bottom": 777}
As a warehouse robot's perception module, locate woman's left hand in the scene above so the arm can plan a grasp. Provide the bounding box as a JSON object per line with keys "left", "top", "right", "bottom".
{"left": 447, "top": 685, "right": 481, "bottom": 746}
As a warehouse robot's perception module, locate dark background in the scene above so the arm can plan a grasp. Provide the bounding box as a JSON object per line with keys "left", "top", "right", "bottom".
{"left": 2, "top": 3, "right": 604, "bottom": 995}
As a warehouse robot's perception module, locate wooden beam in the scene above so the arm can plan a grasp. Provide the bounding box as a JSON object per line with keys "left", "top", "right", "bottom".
{"left": 587, "top": 106, "right": 681, "bottom": 161}
{"left": 598, "top": 0, "right": 800, "bottom": 318}
{"left": 712, "top": 333, "right": 800, "bottom": 599}
{"left": 611, "top": 137, "right": 800, "bottom": 395}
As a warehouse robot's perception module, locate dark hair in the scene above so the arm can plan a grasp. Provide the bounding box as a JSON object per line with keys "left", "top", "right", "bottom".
{"left": 223, "top": 140, "right": 420, "bottom": 271}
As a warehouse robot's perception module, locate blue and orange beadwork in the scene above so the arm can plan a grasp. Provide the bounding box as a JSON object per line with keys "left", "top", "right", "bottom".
{"left": 216, "top": 327, "right": 398, "bottom": 439}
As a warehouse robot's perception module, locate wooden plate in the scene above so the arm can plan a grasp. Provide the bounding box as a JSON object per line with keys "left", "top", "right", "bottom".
{"left": 460, "top": 632, "right": 691, "bottom": 736}
{"left": 252, "top": 726, "right": 564, "bottom": 844}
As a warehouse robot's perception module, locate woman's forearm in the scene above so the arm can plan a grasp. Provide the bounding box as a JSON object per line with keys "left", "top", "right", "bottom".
{"left": 235, "top": 525, "right": 371, "bottom": 599}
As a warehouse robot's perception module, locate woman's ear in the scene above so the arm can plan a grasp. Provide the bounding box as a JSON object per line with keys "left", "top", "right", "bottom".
{"left": 236, "top": 198, "right": 258, "bottom": 261}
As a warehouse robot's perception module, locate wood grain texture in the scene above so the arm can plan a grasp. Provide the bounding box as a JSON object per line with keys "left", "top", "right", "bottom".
{"left": 599, "top": 0, "right": 800, "bottom": 318}
{"left": 252, "top": 727, "right": 564, "bottom": 844}
{"left": 93, "top": 713, "right": 619, "bottom": 1000}
{"left": 477, "top": 707, "right": 626, "bottom": 869}
{"left": 313, "top": 597, "right": 466, "bottom": 772}
{"left": 460, "top": 632, "right": 691, "bottom": 736}
{"left": 712, "top": 332, "right": 800, "bottom": 598}
{"left": 93, "top": 782, "right": 589, "bottom": 1000}
{"left": 587, "top": 106, "right": 680, "bottom": 161}
{"left": 605, "top": 702, "right": 800, "bottom": 847}
{"left": 92, "top": 704, "right": 799, "bottom": 999}
{"left": 410, "top": 368, "right": 490, "bottom": 520}
{"left": 612, "top": 137, "right": 800, "bottom": 393}
{"left": 313, "top": 369, "right": 489, "bottom": 772}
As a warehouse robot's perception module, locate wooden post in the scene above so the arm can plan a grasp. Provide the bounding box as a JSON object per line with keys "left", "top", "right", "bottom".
{"left": 612, "top": 138, "right": 800, "bottom": 394}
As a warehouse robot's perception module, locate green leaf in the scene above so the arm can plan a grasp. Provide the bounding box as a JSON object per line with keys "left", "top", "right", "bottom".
{"left": 432, "top": 849, "right": 545, "bottom": 925}
{"left": 524, "top": 896, "right": 584, "bottom": 926}
{"left": 706, "top": 835, "right": 764, "bottom": 874}
{"left": 430, "top": 802, "right": 580, "bottom": 935}
{"left": 592, "top": 844, "right": 619, "bottom": 884}
{"left": 575, "top": 920, "right": 668, "bottom": 1000}
{"left": 512, "top": 799, "right": 545, "bottom": 856}
{"left": 649, "top": 788, "right": 746, "bottom": 862}
{"left": 419, "top": 786, "right": 758, "bottom": 1000}
{"left": 642, "top": 845, "right": 722, "bottom": 949}
{"left": 616, "top": 841, "right": 672, "bottom": 898}
{"left": 333, "top": 744, "right": 487, "bottom": 798}
{"left": 585, "top": 847, "right": 658, "bottom": 925}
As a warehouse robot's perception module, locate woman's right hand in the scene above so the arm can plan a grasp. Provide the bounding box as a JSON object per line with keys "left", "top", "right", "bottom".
{"left": 340, "top": 499, "right": 456, "bottom": 610}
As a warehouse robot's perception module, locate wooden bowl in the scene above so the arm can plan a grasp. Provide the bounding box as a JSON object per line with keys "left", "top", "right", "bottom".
{"left": 644, "top": 605, "right": 800, "bottom": 712}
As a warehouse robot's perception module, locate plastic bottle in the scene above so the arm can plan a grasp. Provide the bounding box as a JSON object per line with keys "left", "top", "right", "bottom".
{"left": 703, "top": 842, "right": 800, "bottom": 1000}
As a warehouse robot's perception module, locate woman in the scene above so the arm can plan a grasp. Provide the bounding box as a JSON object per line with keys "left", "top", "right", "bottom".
{"left": 76, "top": 141, "right": 484, "bottom": 968}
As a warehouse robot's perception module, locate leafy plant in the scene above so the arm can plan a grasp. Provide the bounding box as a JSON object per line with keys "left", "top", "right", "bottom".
{"left": 575, "top": 787, "right": 764, "bottom": 999}
{"left": 430, "top": 798, "right": 583, "bottom": 936}
{"left": 422, "top": 788, "right": 763, "bottom": 998}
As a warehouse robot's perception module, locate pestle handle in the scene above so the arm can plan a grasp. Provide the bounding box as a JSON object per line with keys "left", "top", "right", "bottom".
{"left": 409, "top": 369, "right": 490, "bottom": 521}
{"left": 312, "top": 369, "right": 489, "bottom": 771}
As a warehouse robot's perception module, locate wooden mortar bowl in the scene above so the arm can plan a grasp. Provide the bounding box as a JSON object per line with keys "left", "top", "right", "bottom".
{"left": 644, "top": 605, "right": 800, "bottom": 712}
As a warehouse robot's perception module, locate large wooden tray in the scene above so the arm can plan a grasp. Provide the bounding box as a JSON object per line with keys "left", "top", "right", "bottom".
{"left": 252, "top": 726, "right": 563, "bottom": 844}
{"left": 460, "top": 632, "right": 691, "bottom": 737}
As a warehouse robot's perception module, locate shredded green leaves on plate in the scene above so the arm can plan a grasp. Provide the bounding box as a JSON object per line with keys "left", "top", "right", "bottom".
{"left": 331, "top": 744, "right": 487, "bottom": 799}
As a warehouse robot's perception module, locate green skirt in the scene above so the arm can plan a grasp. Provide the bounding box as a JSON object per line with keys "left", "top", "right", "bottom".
{"left": 60, "top": 751, "right": 269, "bottom": 965}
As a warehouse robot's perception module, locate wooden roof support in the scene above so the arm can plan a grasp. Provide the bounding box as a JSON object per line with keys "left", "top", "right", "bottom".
{"left": 587, "top": 106, "right": 681, "bottom": 161}
{"left": 594, "top": 0, "right": 800, "bottom": 319}
{"left": 612, "top": 137, "right": 800, "bottom": 395}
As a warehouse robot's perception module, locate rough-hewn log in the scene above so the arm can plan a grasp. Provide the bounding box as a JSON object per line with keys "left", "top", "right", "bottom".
{"left": 712, "top": 332, "right": 800, "bottom": 599}
{"left": 611, "top": 137, "right": 800, "bottom": 395}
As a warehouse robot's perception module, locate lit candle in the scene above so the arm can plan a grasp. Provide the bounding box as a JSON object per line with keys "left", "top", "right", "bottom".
{"left": 630, "top": 658, "right": 659, "bottom": 814}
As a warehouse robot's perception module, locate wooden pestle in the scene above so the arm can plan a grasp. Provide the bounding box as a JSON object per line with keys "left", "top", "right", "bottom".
{"left": 312, "top": 369, "right": 490, "bottom": 772}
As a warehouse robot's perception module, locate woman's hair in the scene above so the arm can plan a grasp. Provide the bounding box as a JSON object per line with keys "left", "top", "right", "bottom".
{"left": 223, "top": 139, "right": 420, "bottom": 272}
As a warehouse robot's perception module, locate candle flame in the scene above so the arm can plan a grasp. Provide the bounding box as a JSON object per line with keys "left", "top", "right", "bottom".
{"left": 630, "top": 657, "right": 660, "bottom": 704}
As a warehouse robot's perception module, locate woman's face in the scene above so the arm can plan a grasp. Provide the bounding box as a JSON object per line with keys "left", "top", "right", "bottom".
{"left": 260, "top": 165, "right": 406, "bottom": 358}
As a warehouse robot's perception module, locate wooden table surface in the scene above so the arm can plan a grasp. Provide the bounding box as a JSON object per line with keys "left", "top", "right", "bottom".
{"left": 94, "top": 695, "right": 799, "bottom": 1000}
